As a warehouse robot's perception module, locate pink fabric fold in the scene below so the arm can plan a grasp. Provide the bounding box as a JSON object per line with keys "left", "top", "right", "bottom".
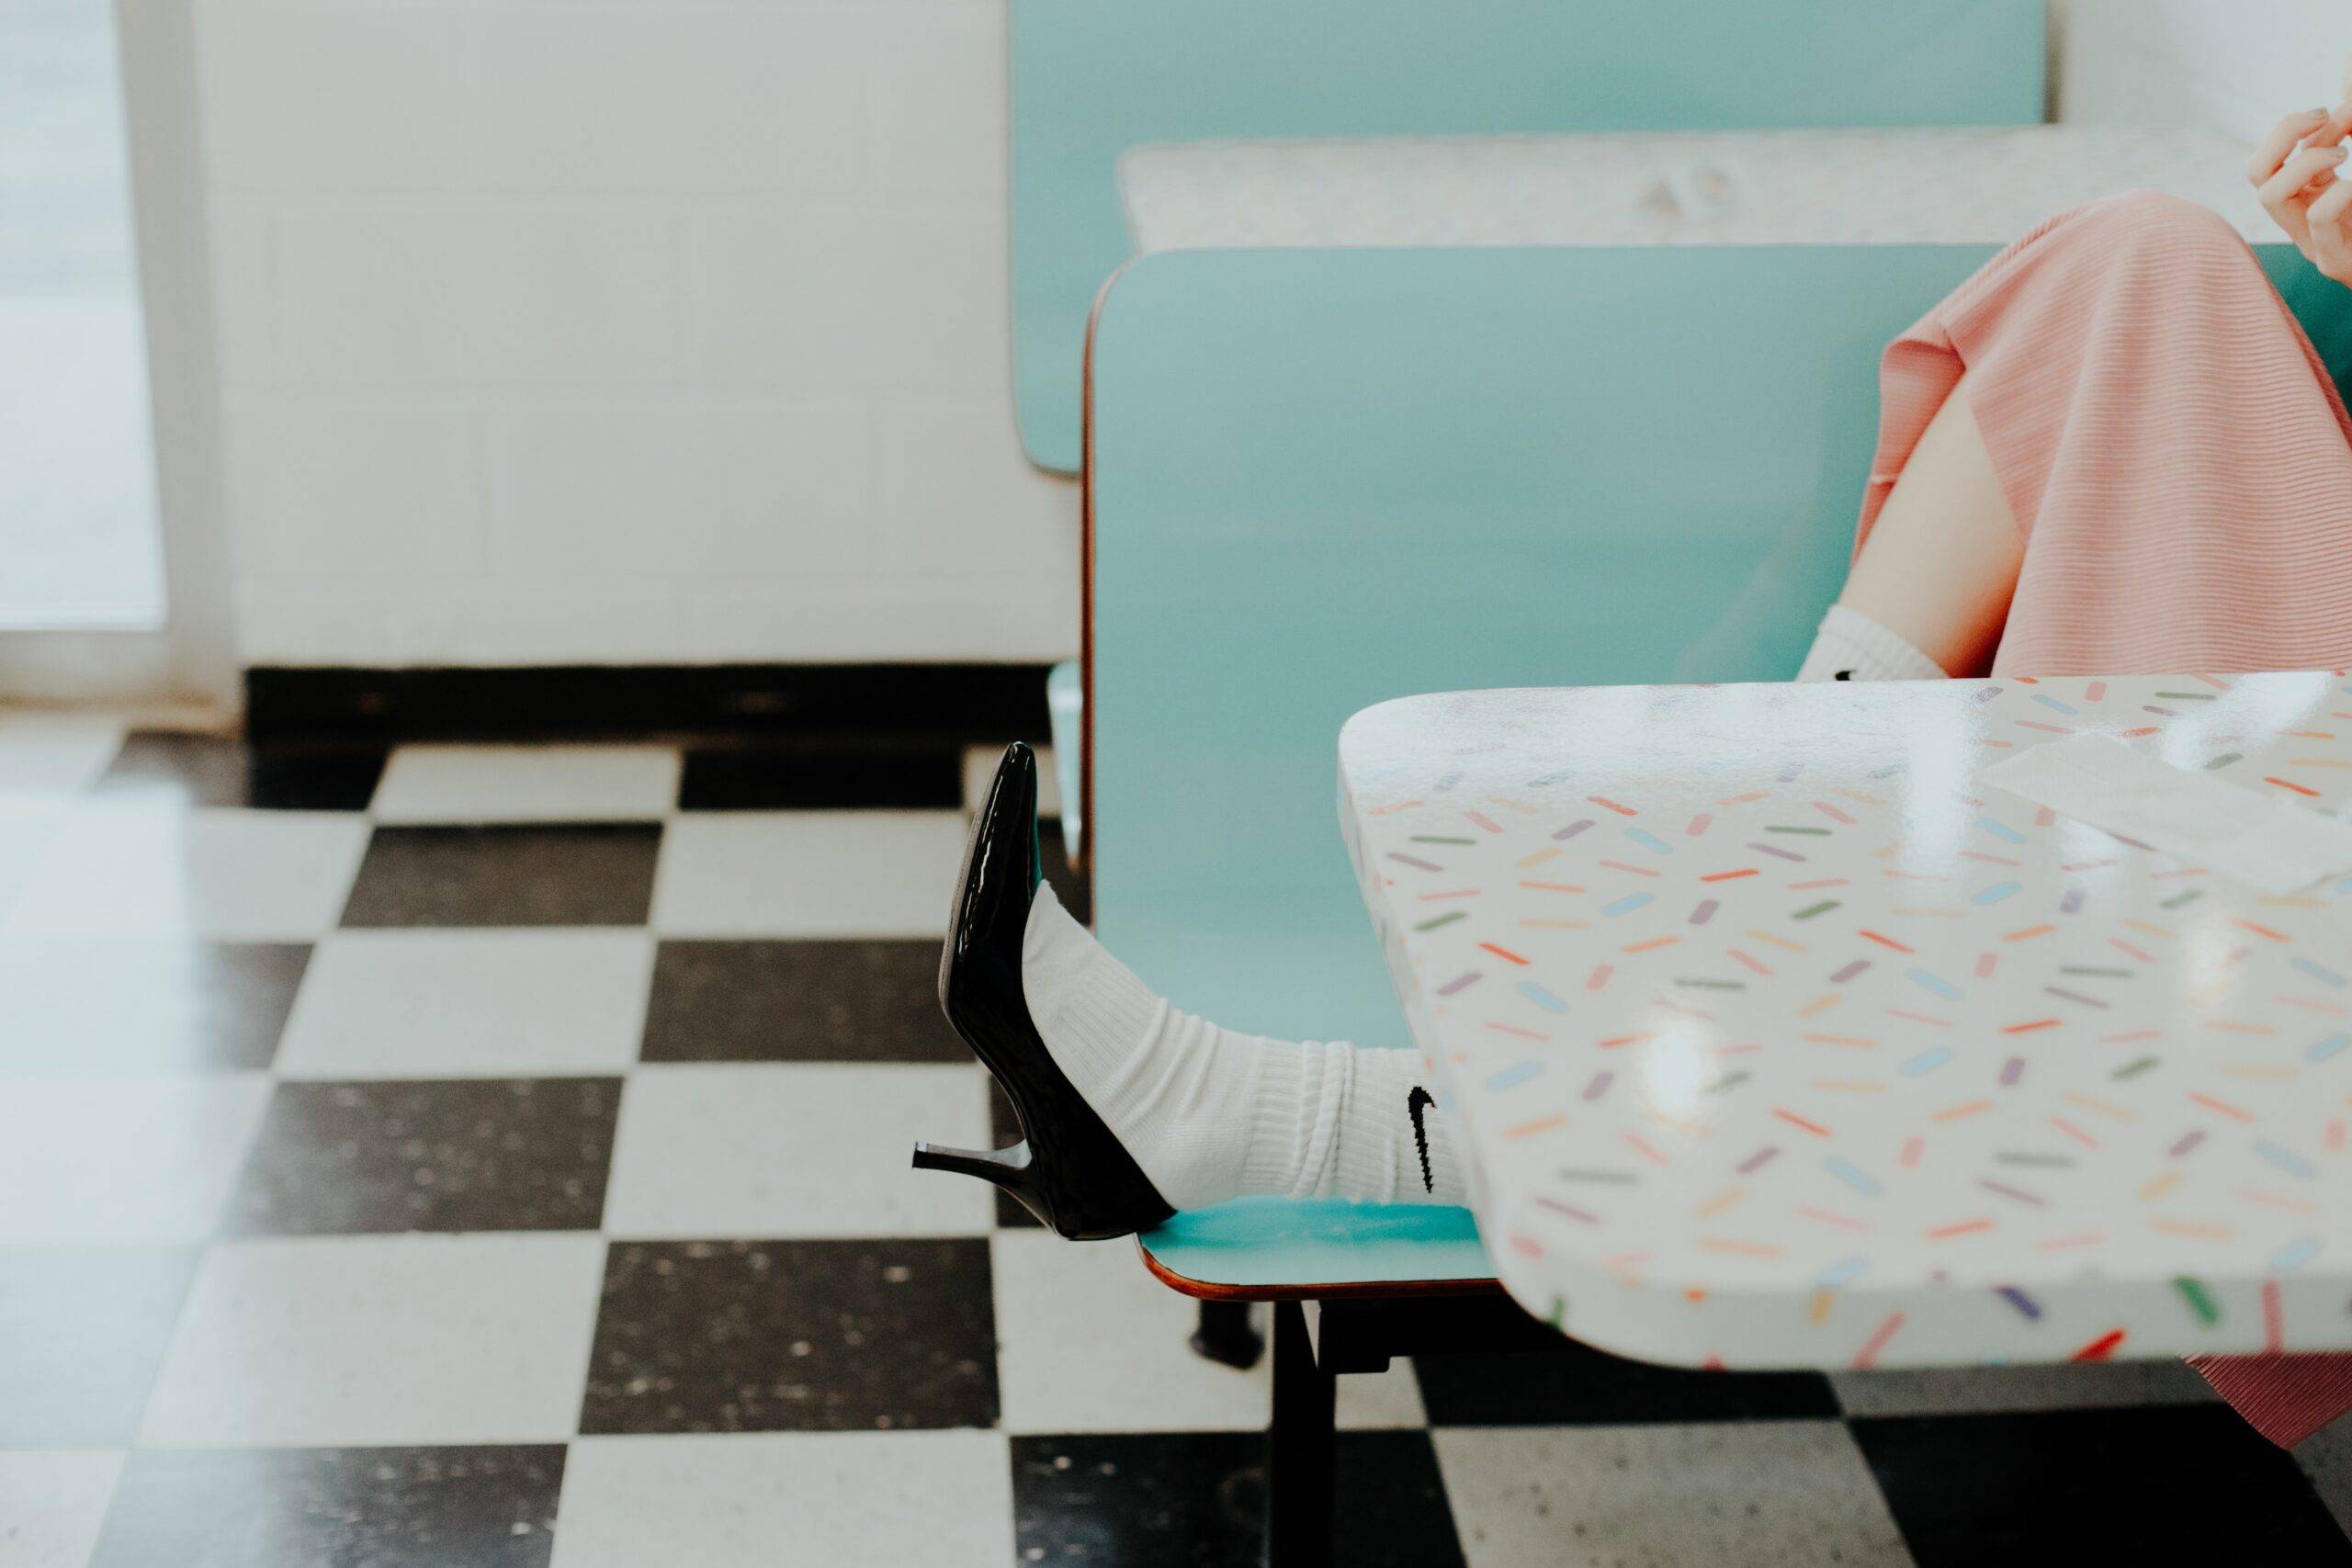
{"left": 1860, "top": 189, "right": 2352, "bottom": 1447}
{"left": 2187, "top": 1353, "right": 2352, "bottom": 1449}
{"left": 1860, "top": 188, "right": 2352, "bottom": 678}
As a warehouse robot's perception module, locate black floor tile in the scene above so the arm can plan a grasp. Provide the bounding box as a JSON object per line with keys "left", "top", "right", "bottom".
{"left": 579, "top": 1237, "right": 999, "bottom": 1433}
{"left": 1010, "top": 1430, "right": 1464, "bottom": 1567}
{"left": 0, "top": 942, "right": 307, "bottom": 1073}
{"left": 90, "top": 1445, "right": 565, "bottom": 1568}
{"left": 339, "top": 824, "right": 662, "bottom": 927}
{"left": 1412, "top": 1344, "right": 1838, "bottom": 1426}
{"left": 1851, "top": 1404, "right": 2351, "bottom": 1566}
{"left": 0, "top": 1247, "right": 199, "bottom": 1445}
{"left": 639, "top": 940, "right": 967, "bottom": 1063}
{"left": 222, "top": 1078, "right": 620, "bottom": 1235}
{"left": 679, "top": 739, "right": 963, "bottom": 810}
{"left": 94, "top": 731, "right": 386, "bottom": 811}
{"left": 989, "top": 1079, "right": 1042, "bottom": 1229}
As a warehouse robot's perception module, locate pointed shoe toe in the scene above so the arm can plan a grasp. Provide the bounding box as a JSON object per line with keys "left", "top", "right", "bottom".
{"left": 914, "top": 743, "right": 1173, "bottom": 1240}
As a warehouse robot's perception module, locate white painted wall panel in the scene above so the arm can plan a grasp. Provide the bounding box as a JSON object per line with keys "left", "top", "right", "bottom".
{"left": 198, "top": 0, "right": 1077, "bottom": 666}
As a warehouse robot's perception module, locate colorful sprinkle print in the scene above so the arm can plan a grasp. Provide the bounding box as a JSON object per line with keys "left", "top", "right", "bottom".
{"left": 1339, "top": 673, "right": 2352, "bottom": 1371}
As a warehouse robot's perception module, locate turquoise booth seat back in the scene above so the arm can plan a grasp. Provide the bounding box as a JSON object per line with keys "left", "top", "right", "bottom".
{"left": 2284, "top": 255, "right": 2352, "bottom": 399}
{"left": 1012, "top": 0, "right": 2051, "bottom": 473}
{"left": 1086, "top": 243, "right": 2347, "bottom": 1051}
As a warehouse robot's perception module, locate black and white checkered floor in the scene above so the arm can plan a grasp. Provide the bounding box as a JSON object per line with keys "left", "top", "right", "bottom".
{"left": 2, "top": 714, "right": 2348, "bottom": 1566}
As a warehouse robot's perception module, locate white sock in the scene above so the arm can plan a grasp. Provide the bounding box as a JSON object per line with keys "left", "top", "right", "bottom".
{"left": 1794, "top": 603, "right": 1950, "bottom": 682}
{"left": 1021, "top": 885, "right": 1465, "bottom": 1213}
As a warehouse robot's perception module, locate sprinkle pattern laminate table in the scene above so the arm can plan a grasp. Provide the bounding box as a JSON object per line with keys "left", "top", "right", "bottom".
{"left": 1338, "top": 674, "right": 2352, "bottom": 1371}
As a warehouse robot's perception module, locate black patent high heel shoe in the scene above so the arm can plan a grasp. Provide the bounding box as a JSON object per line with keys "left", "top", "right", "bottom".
{"left": 912, "top": 742, "right": 1175, "bottom": 1240}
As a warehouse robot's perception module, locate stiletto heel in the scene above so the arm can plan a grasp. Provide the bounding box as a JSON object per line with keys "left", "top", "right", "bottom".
{"left": 910, "top": 1138, "right": 1035, "bottom": 1194}
{"left": 910, "top": 742, "right": 1175, "bottom": 1240}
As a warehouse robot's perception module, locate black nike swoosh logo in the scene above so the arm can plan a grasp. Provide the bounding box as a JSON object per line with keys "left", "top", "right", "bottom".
{"left": 1407, "top": 1086, "right": 1436, "bottom": 1194}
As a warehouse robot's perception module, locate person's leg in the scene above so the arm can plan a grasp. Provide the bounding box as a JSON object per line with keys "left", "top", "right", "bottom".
{"left": 1794, "top": 373, "right": 2023, "bottom": 681}
{"left": 1833, "top": 376, "right": 2026, "bottom": 674}
{"left": 1023, "top": 884, "right": 1466, "bottom": 1212}
{"left": 1819, "top": 189, "right": 2352, "bottom": 679}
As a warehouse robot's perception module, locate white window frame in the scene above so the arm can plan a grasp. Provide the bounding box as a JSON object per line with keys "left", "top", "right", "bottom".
{"left": 0, "top": 0, "right": 236, "bottom": 715}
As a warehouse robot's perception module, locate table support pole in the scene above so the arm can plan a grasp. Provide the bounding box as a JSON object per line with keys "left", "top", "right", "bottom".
{"left": 1263, "top": 1299, "right": 1336, "bottom": 1568}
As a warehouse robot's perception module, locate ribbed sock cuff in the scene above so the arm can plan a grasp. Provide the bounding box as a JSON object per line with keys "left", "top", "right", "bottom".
{"left": 1025, "top": 886, "right": 1152, "bottom": 1056}
{"left": 1021, "top": 882, "right": 1467, "bottom": 1211}
{"left": 1795, "top": 603, "right": 1950, "bottom": 682}
{"left": 1238, "top": 1038, "right": 1310, "bottom": 1200}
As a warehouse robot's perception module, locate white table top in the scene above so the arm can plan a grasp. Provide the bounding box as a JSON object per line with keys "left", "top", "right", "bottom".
{"left": 1123, "top": 125, "right": 2270, "bottom": 254}
{"left": 1338, "top": 675, "right": 2352, "bottom": 1370}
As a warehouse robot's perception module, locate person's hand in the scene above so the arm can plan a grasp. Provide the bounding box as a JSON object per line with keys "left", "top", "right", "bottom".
{"left": 2249, "top": 59, "right": 2352, "bottom": 284}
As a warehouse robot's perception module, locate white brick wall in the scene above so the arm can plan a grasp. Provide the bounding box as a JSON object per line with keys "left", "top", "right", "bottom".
{"left": 199, "top": 0, "right": 1078, "bottom": 667}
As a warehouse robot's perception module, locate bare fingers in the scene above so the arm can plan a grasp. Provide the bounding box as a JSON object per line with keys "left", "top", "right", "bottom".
{"left": 2316, "top": 102, "right": 2352, "bottom": 154}
{"left": 2249, "top": 107, "right": 2335, "bottom": 185}
{"left": 2309, "top": 73, "right": 2352, "bottom": 283}
{"left": 2259, "top": 142, "right": 2349, "bottom": 244}
{"left": 2309, "top": 176, "right": 2352, "bottom": 283}
{"left": 2312, "top": 61, "right": 2352, "bottom": 154}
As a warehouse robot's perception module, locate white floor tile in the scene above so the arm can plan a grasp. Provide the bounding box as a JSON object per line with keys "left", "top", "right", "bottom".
{"left": 550, "top": 1431, "right": 1013, "bottom": 1568}
{"left": 0, "top": 1076, "right": 268, "bottom": 1243}
{"left": 0, "top": 938, "right": 291, "bottom": 1076}
{"left": 1827, "top": 1359, "right": 2219, "bottom": 1418}
{"left": 0, "top": 714, "right": 123, "bottom": 795}
{"left": 1336, "top": 1348, "right": 1430, "bottom": 1429}
{"left": 989, "top": 1231, "right": 1424, "bottom": 1434}
{"left": 138, "top": 1235, "right": 605, "bottom": 1448}
{"left": 276, "top": 929, "right": 656, "bottom": 1078}
{"left": 372, "top": 745, "right": 681, "bottom": 824}
{"left": 992, "top": 1230, "right": 1267, "bottom": 1434}
{"left": 650, "top": 812, "right": 966, "bottom": 937}
{"left": 0, "top": 800, "right": 66, "bottom": 910}
{"left": 962, "top": 743, "right": 1059, "bottom": 818}
{"left": 602, "top": 1063, "right": 993, "bottom": 1238}
{"left": 1435, "top": 1423, "right": 1914, "bottom": 1568}
{"left": 0, "top": 806, "right": 369, "bottom": 940}
{"left": 0, "top": 1450, "right": 124, "bottom": 1568}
